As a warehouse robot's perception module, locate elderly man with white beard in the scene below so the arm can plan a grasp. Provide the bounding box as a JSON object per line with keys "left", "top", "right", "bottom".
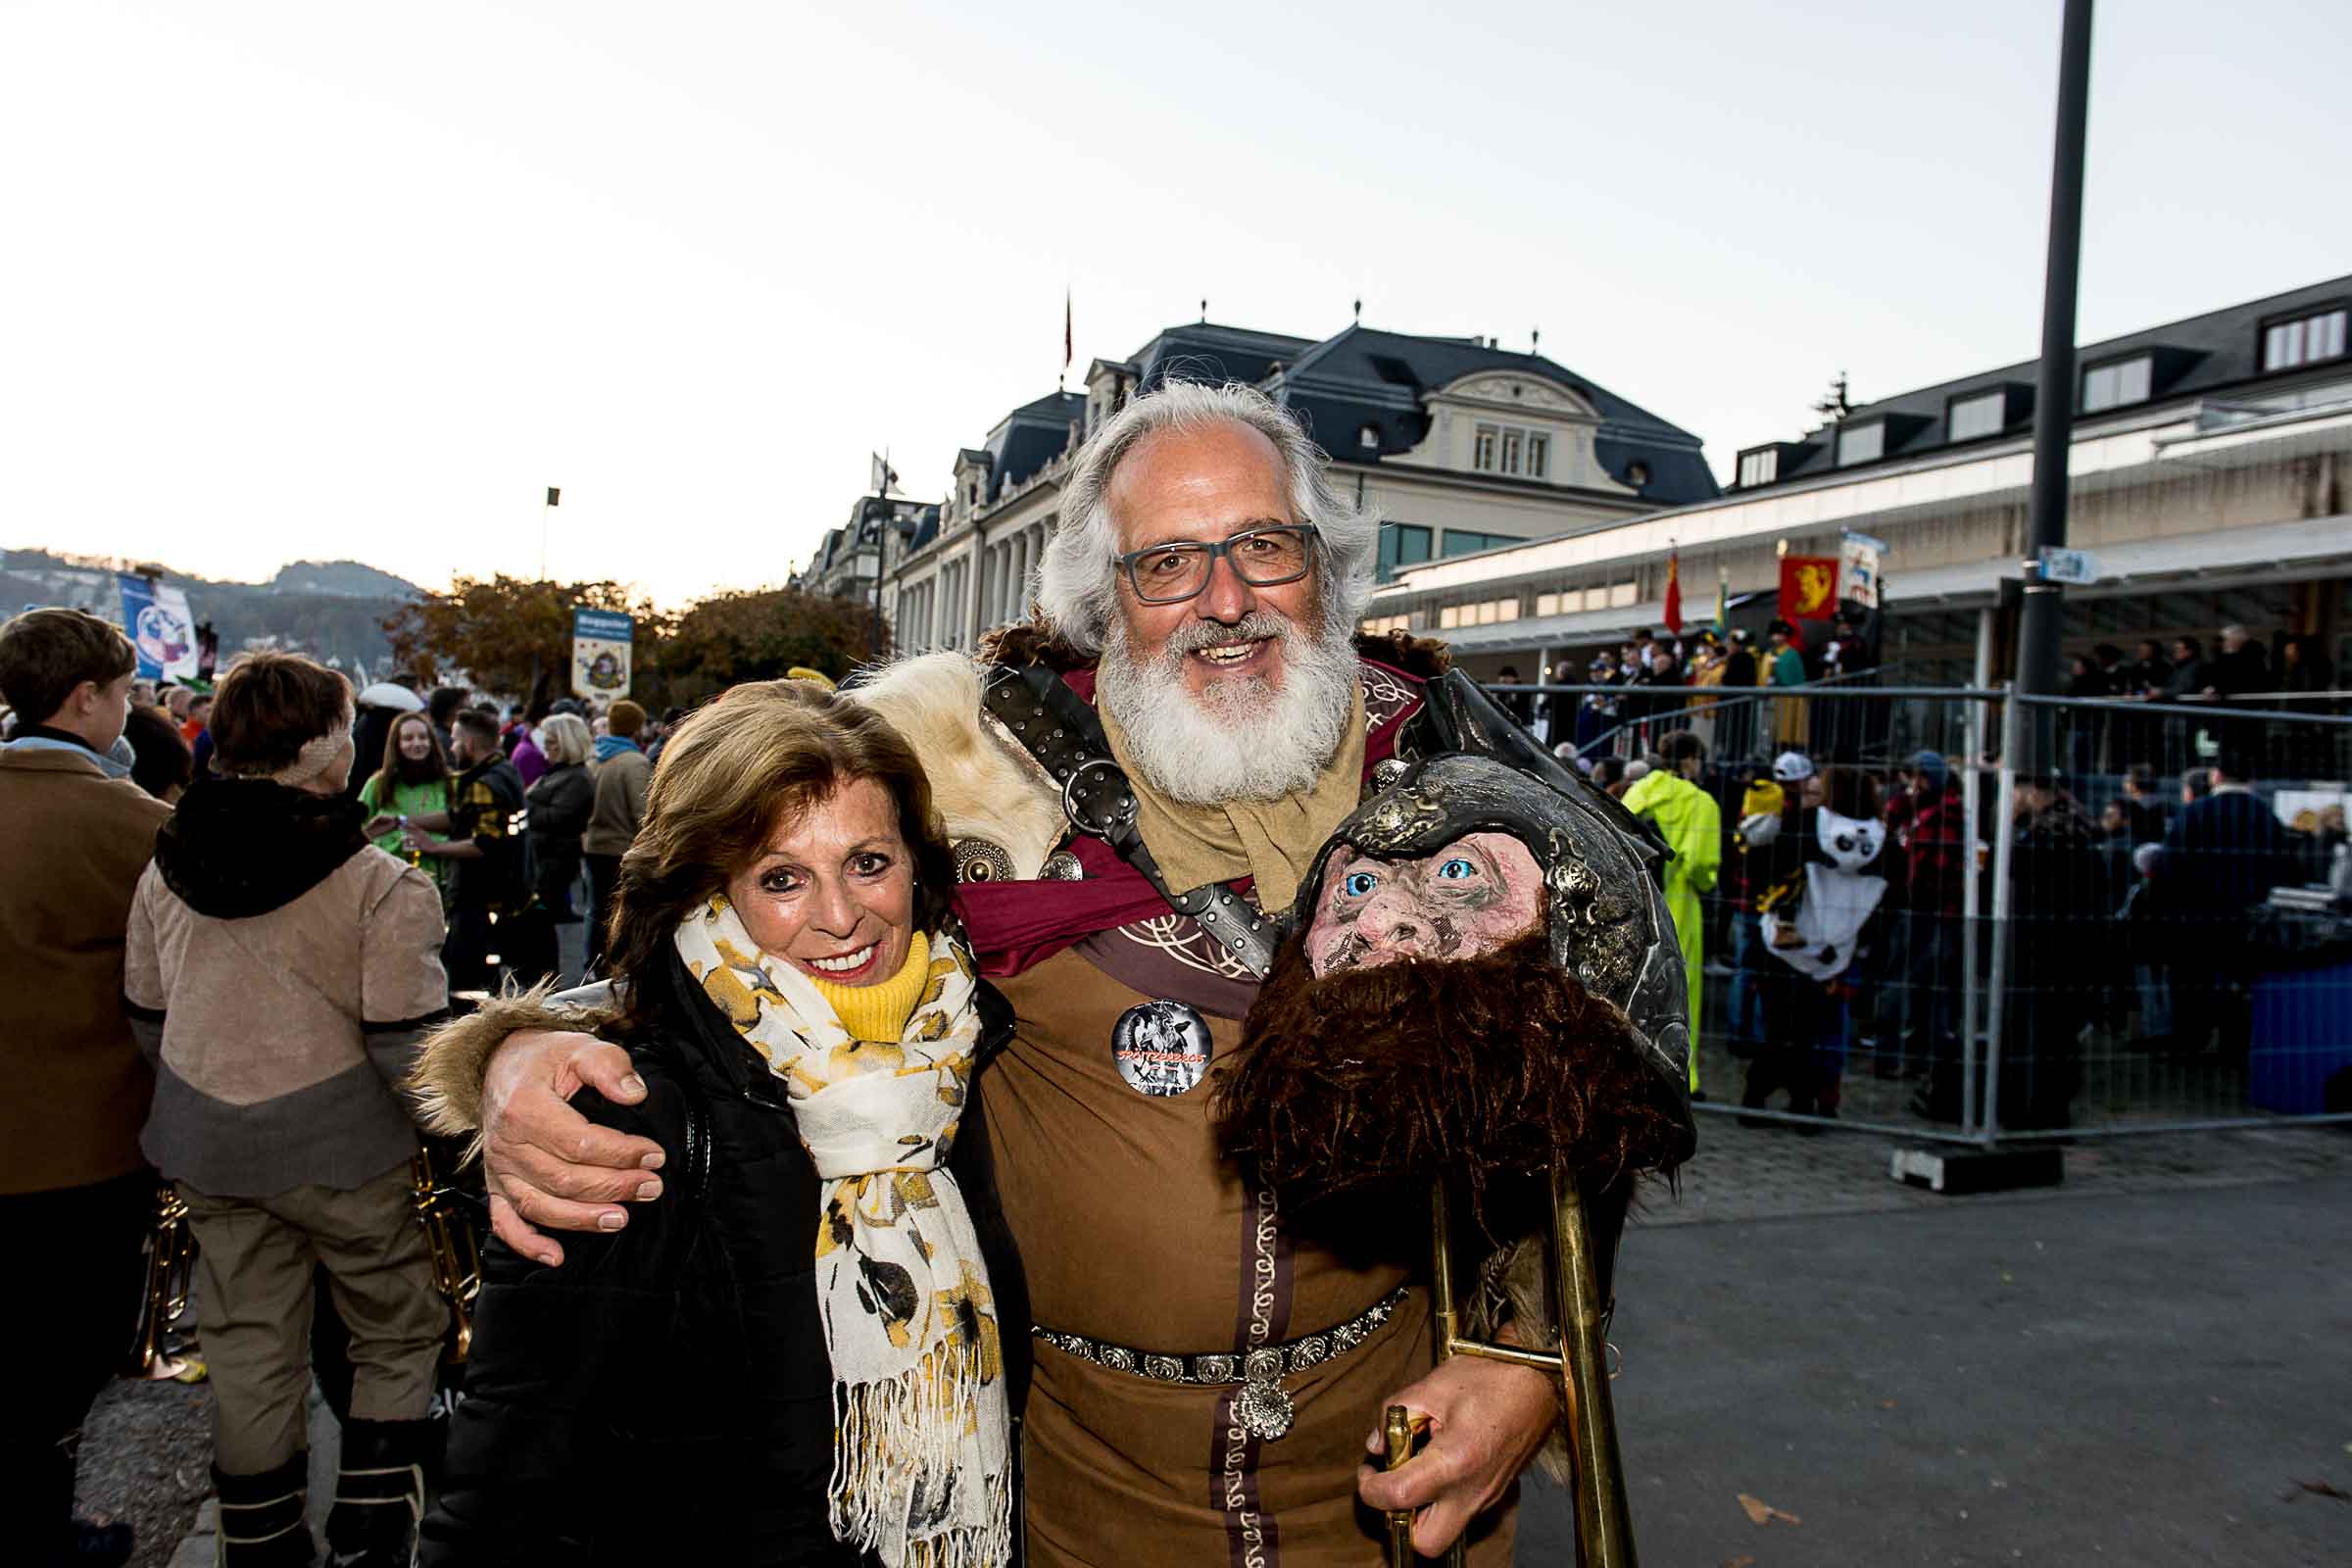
{"left": 417, "top": 383, "right": 1572, "bottom": 1565}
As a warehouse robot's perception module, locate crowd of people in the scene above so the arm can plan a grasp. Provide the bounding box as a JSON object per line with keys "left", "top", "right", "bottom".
{"left": 1489, "top": 611, "right": 1880, "bottom": 768}
{"left": 1574, "top": 716, "right": 2331, "bottom": 1133}
{"left": 0, "top": 607, "right": 682, "bottom": 1566}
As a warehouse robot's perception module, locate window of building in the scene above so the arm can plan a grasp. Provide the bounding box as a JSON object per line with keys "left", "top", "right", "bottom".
{"left": 1947, "top": 389, "right": 2008, "bottom": 443}
{"left": 2263, "top": 308, "right": 2349, "bottom": 371}
{"left": 1376, "top": 521, "right": 1433, "bottom": 583}
{"left": 1500, "top": 429, "right": 1523, "bottom": 475}
{"left": 1473, "top": 426, "right": 1497, "bottom": 471}
{"left": 2082, "top": 355, "right": 2153, "bottom": 413}
{"left": 1526, "top": 433, "right": 1549, "bottom": 478}
{"left": 1836, "top": 421, "right": 1885, "bottom": 466}
{"left": 1440, "top": 606, "right": 1461, "bottom": 629}
{"left": 1607, "top": 580, "right": 1638, "bottom": 609}
{"left": 1358, "top": 423, "right": 1381, "bottom": 450}
{"left": 1537, "top": 592, "right": 1558, "bottom": 616}
{"left": 1359, "top": 613, "right": 1412, "bottom": 636}
{"left": 1441, "top": 528, "right": 1517, "bottom": 557}
{"left": 1737, "top": 449, "right": 1779, "bottom": 487}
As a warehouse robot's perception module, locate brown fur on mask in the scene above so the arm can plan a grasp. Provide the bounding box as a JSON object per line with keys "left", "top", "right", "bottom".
{"left": 1213, "top": 927, "right": 1690, "bottom": 1218}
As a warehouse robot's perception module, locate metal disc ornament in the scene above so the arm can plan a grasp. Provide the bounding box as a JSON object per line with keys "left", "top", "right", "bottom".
{"left": 1109, "top": 999, "right": 1213, "bottom": 1098}
{"left": 1236, "top": 1377, "right": 1296, "bottom": 1442}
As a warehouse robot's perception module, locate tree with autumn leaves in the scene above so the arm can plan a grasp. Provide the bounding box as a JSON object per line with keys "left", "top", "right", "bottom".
{"left": 658, "top": 586, "right": 886, "bottom": 707}
{"left": 382, "top": 576, "right": 886, "bottom": 713}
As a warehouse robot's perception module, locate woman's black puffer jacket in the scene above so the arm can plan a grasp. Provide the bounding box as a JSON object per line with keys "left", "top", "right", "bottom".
{"left": 523, "top": 761, "right": 594, "bottom": 911}
{"left": 418, "top": 943, "right": 1030, "bottom": 1565}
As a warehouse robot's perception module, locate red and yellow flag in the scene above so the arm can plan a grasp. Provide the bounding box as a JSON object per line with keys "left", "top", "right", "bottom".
{"left": 1778, "top": 555, "right": 1839, "bottom": 620}
{"left": 1662, "top": 551, "right": 1683, "bottom": 633}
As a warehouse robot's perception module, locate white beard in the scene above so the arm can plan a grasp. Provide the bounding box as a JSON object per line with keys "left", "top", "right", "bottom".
{"left": 1096, "top": 610, "right": 1357, "bottom": 806}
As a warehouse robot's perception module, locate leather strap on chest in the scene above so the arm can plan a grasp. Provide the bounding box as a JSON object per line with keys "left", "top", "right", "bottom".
{"left": 981, "top": 662, "right": 1278, "bottom": 979}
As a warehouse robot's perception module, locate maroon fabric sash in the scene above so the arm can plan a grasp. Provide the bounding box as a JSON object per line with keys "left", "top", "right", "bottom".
{"left": 953, "top": 660, "right": 1424, "bottom": 979}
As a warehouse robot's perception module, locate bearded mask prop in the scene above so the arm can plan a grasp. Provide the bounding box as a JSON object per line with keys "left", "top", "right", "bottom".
{"left": 1213, "top": 754, "right": 1695, "bottom": 1218}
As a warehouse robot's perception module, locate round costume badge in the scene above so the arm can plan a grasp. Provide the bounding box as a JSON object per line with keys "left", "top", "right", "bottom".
{"left": 1110, "top": 999, "right": 1213, "bottom": 1098}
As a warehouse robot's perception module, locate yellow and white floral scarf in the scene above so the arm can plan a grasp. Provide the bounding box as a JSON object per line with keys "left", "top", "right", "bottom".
{"left": 674, "top": 895, "right": 1009, "bottom": 1568}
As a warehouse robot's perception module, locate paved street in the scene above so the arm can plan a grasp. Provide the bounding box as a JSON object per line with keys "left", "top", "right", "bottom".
{"left": 133, "top": 1121, "right": 2352, "bottom": 1566}
{"left": 1520, "top": 1128, "right": 2352, "bottom": 1567}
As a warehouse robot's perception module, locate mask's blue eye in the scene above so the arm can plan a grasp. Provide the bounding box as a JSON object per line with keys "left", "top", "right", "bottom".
{"left": 1437, "top": 858, "right": 1476, "bottom": 880}
{"left": 1343, "top": 870, "right": 1380, "bottom": 898}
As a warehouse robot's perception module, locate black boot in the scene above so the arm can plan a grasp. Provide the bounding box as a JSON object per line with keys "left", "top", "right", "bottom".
{"left": 214, "top": 1453, "right": 313, "bottom": 1568}
{"left": 323, "top": 1417, "right": 433, "bottom": 1568}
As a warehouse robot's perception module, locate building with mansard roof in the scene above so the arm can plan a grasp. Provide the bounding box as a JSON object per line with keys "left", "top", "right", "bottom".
{"left": 880, "top": 317, "right": 1717, "bottom": 655}
{"left": 793, "top": 495, "right": 938, "bottom": 616}
{"left": 1360, "top": 273, "right": 2352, "bottom": 697}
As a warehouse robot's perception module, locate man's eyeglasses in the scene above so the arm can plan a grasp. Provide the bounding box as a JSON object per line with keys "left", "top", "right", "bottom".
{"left": 1117, "top": 525, "right": 1317, "bottom": 606}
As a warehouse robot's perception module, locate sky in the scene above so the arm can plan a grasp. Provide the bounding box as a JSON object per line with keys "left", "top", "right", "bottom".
{"left": 3, "top": 0, "right": 2347, "bottom": 609}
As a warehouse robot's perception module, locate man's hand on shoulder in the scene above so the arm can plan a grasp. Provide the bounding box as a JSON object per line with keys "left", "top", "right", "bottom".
{"left": 1356, "top": 1335, "right": 1559, "bottom": 1556}
{"left": 481, "top": 1028, "right": 667, "bottom": 1267}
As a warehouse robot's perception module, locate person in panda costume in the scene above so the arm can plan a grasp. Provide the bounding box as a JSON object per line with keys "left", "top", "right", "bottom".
{"left": 1741, "top": 765, "right": 1889, "bottom": 1120}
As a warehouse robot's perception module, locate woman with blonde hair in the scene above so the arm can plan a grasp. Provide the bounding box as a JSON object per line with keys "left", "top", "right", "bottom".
{"left": 417, "top": 679, "right": 1023, "bottom": 1566}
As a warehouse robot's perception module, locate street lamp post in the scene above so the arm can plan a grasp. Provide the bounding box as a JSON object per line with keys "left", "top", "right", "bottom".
{"left": 2014, "top": 0, "right": 2095, "bottom": 777}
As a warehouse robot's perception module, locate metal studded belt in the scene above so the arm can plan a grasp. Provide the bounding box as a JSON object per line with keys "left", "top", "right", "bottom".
{"left": 1033, "top": 1285, "right": 1408, "bottom": 1441}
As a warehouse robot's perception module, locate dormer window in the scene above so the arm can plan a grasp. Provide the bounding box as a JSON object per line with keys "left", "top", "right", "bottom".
{"left": 1358, "top": 423, "right": 1381, "bottom": 450}
{"left": 1836, "top": 421, "right": 1885, "bottom": 466}
{"left": 2262, "top": 307, "right": 2348, "bottom": 371}
{"left": 1738, "top": 448, "right": 1779, "bottom": 487}
{"left": 1946, "top": 389, "right": 2008, "bottom": 443}
{"left": 1471, "top": 421, "right": 1549, "bottom": 477}
{"left": 2082, "top": 354, "right": 2152, "bottom": 413}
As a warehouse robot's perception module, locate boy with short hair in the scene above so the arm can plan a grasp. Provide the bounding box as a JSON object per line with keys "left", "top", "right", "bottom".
{"left": 0, "top": 608, "right": 172, "bottom": 1567}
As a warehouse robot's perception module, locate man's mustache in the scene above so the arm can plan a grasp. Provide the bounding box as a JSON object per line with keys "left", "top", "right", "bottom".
{"left": 1158, "top": 611, "right": 1298, "bottom": 662}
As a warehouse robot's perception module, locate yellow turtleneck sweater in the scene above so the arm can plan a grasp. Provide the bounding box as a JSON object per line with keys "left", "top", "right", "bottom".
{"left": 807, "top": 930, "right": 931, "bottom": 1043}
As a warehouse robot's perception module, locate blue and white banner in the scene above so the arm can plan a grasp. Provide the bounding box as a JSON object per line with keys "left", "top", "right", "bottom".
{"left": 118, "top": 573, "right": 200, "bottom": 683}
{"left": 571, "top": 608, "right": 633, "bottom": 699}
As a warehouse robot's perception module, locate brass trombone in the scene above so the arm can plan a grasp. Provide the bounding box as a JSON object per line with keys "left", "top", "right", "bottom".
{"left": 1384, "top": 1157, "right": 1634, "bottom": 1568}
{"left": 411, "top": 1144, "right": 482, "bottom": 1363}
{"left": 125, "top": 1184, "right": 196, "bottom": 1378}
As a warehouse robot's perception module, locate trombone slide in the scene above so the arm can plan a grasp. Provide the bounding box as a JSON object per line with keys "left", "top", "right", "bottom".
{"left": 1393, "top": 1159, "right": 1635, "bottom": 1568}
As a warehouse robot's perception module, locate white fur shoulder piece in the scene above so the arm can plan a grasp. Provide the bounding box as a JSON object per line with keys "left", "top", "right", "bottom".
{"left": 851, "top": 652, "right": 1066, "bottom": 878}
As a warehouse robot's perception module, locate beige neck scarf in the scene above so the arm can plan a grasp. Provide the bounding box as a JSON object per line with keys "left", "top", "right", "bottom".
{"left": 1098, "top": 683, "right": 1365, "bottom": 915}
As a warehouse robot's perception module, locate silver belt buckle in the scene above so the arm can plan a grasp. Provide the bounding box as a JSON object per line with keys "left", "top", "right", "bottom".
{"left": 1235, "top": 1347, "right": 1294, "bottom": 1442}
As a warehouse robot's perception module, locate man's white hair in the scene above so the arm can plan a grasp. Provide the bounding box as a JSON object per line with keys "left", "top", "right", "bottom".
{"left": 1036, "top": 381, "right": 1379, "bottom": 655}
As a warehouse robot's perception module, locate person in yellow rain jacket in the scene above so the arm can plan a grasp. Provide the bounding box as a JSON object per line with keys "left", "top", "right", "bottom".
{"left": 1622, "top": 731, "right": 1722, "bottom": 1092}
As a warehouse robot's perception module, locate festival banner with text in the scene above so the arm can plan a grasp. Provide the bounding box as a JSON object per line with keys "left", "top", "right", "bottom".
{"left": 571, "top": 609, "right": 634, "bottom": 699}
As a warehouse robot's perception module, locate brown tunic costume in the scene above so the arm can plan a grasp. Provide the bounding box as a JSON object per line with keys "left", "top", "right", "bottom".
{"left": 973, "top": 661, "right": 1515, "bottom": 1567}
{"left": 993, "top": 943, "right": 1510, "bottom": 1567}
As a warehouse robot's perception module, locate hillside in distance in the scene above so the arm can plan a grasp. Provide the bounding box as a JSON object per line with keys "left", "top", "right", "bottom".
{"left": 3, "top": 548, "right": 424, "bottom": 675}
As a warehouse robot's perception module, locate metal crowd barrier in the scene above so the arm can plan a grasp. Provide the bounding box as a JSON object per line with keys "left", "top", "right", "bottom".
{"left": 1477, "top": 679, "right": 2352, "bottom": 1147}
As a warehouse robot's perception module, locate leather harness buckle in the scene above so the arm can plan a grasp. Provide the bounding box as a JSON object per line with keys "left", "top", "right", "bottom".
{"left": 1059, "top": 756, "right": 1137, "bottom": 837}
